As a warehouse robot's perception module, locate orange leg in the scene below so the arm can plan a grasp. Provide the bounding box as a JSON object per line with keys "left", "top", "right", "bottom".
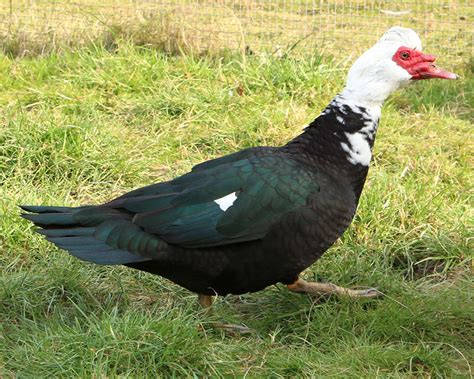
{"left": 198, "top": 294, "right": 214, "bottom": 309}
{"left": 197, "top": 294, "right": 252, "bottom": 334}
{"left": 288, "top": 278, "right": 381, "bottom": 298}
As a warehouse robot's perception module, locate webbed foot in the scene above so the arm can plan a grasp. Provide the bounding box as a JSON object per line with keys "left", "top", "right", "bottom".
{"left": 197, "top": 294, "right": 252, "bottom": 334}
{"left": 287, "top": 278, "right": 382, "bottom": 298}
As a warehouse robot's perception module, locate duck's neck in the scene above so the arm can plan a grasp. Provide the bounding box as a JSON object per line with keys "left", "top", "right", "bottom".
{"left": 285, "top": 93, "right": 382, "bottom": 199}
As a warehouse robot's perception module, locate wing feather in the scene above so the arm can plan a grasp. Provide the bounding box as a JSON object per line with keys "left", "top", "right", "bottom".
{"left": 119, "top": 150, "right": 321, "bottom": 248}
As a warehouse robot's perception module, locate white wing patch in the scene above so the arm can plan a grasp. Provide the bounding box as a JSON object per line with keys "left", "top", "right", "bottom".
{"left": 214, "top": 192, "right": 238, "bottom": 211}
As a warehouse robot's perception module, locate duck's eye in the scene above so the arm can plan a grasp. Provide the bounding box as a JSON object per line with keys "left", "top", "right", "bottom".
{"left": 400, "top": 51, "right": 410, "bottom": 60}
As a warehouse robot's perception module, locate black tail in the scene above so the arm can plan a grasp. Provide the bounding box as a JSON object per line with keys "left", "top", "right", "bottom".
{"left": 20, "top": 205, "right": 163, "bottom": 265}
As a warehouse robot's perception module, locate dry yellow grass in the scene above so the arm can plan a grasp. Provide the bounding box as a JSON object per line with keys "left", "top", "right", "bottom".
{"left": 0, "top": 0, "right": 472, "bottom": 63}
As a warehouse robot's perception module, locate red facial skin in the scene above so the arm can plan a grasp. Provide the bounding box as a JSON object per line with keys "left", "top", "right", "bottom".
{"left": 392, "top": 46, "right": 457, "bottom": 80}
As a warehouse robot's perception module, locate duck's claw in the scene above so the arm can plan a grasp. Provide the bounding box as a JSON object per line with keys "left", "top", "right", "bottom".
{"left": 288, "top": 278, "right": 382, "bottom": 299}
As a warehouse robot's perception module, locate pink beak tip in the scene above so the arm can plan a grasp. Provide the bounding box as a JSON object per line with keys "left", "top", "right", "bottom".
{"left": 439, "top": 70, "right": 458, "bottom": 80}
{"left": 427, "top": 66, "right": 458, "bottom": 80}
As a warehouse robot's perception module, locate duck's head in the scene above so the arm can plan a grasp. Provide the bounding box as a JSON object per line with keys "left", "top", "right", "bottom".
{"left": 342, "top": 27, "right": 456, "bottom": 107}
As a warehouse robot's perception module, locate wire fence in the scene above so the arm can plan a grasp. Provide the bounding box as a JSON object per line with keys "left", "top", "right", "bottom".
{"left": 0, "top": 0, "right": 472, "bottom": 63}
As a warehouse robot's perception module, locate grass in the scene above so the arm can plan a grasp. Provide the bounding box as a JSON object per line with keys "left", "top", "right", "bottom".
{"left": 1, "top": 0, "right": 472, "bottom": 63}
{"left": 0, "top": 41, "right": 472, "bottom": 377}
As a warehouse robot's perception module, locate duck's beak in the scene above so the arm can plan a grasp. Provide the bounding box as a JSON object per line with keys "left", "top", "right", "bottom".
{"left": 410, "top": 53, "right": 457, "bottom": 80}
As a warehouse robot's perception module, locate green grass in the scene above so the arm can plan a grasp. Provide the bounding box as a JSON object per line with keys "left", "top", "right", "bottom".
{"left": 0, "top": 42, "right": 472, "bottom": 377}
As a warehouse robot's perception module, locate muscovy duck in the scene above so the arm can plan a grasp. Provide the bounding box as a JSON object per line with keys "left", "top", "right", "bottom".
{"left": 21, "top": 27, "right": 456, "bottom": 307}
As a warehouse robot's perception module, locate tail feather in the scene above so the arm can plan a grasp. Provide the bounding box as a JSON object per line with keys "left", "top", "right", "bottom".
{"left": 21, "top": 212, "right": 76, "bottom": 226}
{"left": 37, "top": 227, "right": 96, "bottom": 237}
{"left": 45, "top": 236, "right": 106, "bottom": 248}
{"left": 51, "top": 243, "right": 116, "bottom": 254}
{"left": 20, "top": 205, "right": 83, "bottom": 213}
{"left": 72, "top": 249, "right": 148, "bottom": 265}
{"left": 20, "top": 205, "right": 162, "bottom": 266}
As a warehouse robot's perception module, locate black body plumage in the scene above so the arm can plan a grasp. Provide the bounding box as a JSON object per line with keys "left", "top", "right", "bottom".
{"left": 21, "top": 99, "right": 378, "bottom": 296}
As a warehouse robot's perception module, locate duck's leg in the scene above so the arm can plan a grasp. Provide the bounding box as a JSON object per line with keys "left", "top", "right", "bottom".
{"left": 198, "top": 294, "right": 214, "bottom": 309}
{"left": 197, "top": 294, "right": 251, "bottom": 334}
{"left": 287, "top": 278, "right": 381, "bottom": 298}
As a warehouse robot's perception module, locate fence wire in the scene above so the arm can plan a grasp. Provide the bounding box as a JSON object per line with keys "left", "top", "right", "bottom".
{"left": 0, "top": 0, "right": 472, "bottom": 63}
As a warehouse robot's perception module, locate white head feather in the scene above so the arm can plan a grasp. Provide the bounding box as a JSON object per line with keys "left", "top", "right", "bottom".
{"left": 342, "top": 27, "right": 423, "bottom": 108}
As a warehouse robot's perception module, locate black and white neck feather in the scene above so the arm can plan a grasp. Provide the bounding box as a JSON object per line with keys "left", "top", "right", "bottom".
{"left": 319, "top": 93, "right": 381, "bottom": 167}
{"left": 286, "top": 27, "right": 425, "bottom": 195}
{"left": 285, "top": 94, "right": 380, "bottom": 199}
